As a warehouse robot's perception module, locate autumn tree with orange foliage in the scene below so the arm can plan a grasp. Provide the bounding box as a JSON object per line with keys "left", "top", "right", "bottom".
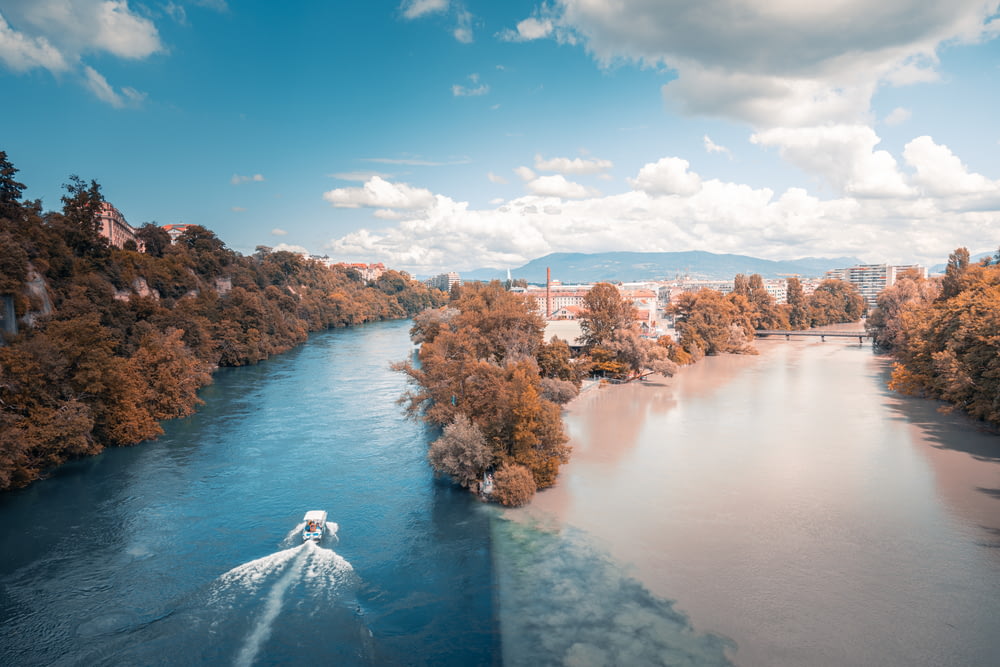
{"left": 873, "top": 248, "right": 1000, "bottom": 427}
{"left": 396, "top": 281, "right": 570, "bottom": 496}
{"left": 0, "top": 154, "right": 444, "bottom": 490}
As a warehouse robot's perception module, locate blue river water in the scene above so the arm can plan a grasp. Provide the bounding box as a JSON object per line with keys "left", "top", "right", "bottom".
{"left": 0, "top": 320, "right": 500, "bottom": 665}
{"left": 2, "top": 320, "right": 998, "bottom": 666}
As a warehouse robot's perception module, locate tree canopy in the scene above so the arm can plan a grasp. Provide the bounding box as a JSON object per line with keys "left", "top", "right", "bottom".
{"left": 0, "top": 155, "right": 445, "bottom": 490}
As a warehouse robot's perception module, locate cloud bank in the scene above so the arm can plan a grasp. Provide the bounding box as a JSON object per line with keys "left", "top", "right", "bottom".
{"left": 324, "top": 134, "right": 1000, "bottom": 274}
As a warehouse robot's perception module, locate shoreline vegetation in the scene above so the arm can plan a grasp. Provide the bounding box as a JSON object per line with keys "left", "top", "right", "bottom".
{"left": 397, "top": 273, "right": 871, "bottom": 506}
{"left": 0, "top": 153, "right": 445, "bottom": 491}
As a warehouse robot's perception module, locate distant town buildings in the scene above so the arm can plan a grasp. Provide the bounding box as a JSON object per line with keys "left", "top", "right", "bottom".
{"left": 825, "top": 263, "right": 927, "bottom": 307}
{"left": 428, "top": 272, "right": 462, "bottom": 293}
{"left": 334, "top": 262, "right": 387, "bottom": 281}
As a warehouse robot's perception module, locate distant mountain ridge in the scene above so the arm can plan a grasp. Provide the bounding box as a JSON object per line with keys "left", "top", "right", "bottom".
{"left": 461, "top": 251, "right": 864, "bottom": 284}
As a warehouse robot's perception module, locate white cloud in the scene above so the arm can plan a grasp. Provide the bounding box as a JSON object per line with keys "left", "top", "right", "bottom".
{"left": 231, "top": 173, "right": 265, "bottom": 185}
{"left": 703, "top": 135, "right": 732, "bottom": 157}
{"left": 488, "top": 171, "right": 508, "bottom": 184}
{"left": 514, "top": 166, "right": 536, "bottom": 181}
{"left": 452, "top": 72, "right": 489, "bottom": 96}
{"left": 752, "top": 125, "right": 914, "bottom": 198}
{"left": 0, "top": 15, "right": 68, "bottom": 71}
{"left": 0, "top": 1, "right": 162, "bottom": 106}
{"left": 271, "top": 228, "right": 288, "bottom": 236}
{"left": 323, "top": 176, "right": 436, "bottom": 210}
{"left": 323, "top": 140, "right": 999, "bottom": 275}
{"left": 534, "top": 154, "right": 613, "bottom": 174}
{"left": 452, "top": 82, "right": 489, "bottom": 96}
{"left": 273, "top": 242, "right": 309, "bottom": 254}
{"left": 526, "top": 174, "right": 598, "bottom": 198}
{"left": 400, "top": 0, "right": 449, "bottom": 20}
{"left": 498, "top": 17, "right": 554, "bottom": 42}
{"left": 884, "top": 107, "right": 912, "bottom": 126}
{"left": 454, "top": 9, "right": 473, "bottom": 43}
{"left": 82, "top": 65, "right": 145, "bottom": 108}
{"left": 630, "top": 157, "right": 702, "bottom": 196}
{"left": 903, "top": 136, "right": 997, "bottom": 197}
{"left": 542, "top": 0, "right": 999, "bottom": 127}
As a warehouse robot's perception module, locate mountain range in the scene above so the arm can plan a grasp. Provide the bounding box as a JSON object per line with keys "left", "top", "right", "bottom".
{"left": 460, "top": 251, "right": 865, "bottom": 284}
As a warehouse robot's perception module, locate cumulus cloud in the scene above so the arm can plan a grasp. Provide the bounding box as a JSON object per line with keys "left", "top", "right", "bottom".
{"left": 322, "top": 138, "right": 999, "bottom": 275}
{"left": 903, "top": 136, "right": 998, "bottom": 197}
{"left": 534, "top": 154, "right": 613, "bottom": 174}
{"left": 752, "top": 125, "right": 914, "bottom": 198}
{"left": 538, "top": 0, "right": 999, "bottom": 127}
{"left": 231, "top": 173, "right": 265, "bottom": 185}
{"left": 630, "top": 157, "right": 702, "bottom": 196}
{"left": 323, "top": 176, "right": 436, "bottom": 210}
{"left": 271, "top": 228, "right": 288, "bottom": 235}
{"left": 498, "top": 17, "right": 554, "bottom": 42}
{"left": 0, "top": 0, "right": 161, "bottom": 105}
{"left": 488, "top": 171, "right": 508, "bottom": 184}
{"left": 526, "top": 174, "right": 599, "bottom": 198}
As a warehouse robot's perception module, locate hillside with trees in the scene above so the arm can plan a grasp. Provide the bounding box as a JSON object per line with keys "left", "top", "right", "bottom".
{"left": 0, "top": 152, "right": 444, "bottom": 490}
{"left": 867, "top": 247, "right": 1000, "bottom": 427}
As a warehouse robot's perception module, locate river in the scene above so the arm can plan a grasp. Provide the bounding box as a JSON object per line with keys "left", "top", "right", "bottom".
{"left": 1, "top": 321, "right": 998, "bottom": 666}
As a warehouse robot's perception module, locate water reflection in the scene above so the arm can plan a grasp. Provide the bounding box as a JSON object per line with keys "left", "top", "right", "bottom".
{"left": 526, "top": 340, "right": 1000, "bottom": 666}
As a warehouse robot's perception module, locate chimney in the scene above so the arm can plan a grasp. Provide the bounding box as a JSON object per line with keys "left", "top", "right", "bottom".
{"left": 546, "top": 267, "right": 552, "bottom": 319}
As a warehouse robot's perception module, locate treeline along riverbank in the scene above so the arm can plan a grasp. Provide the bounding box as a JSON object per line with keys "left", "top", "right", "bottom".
{"left": 0, "top": 152, "right": 445, "bottom": 490}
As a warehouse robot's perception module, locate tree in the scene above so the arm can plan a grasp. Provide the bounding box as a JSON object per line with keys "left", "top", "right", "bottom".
{"left": 941, "top": 247, "right": 970, "bottom": 299}
{"left": 491, "top": 464, "right": 536, "bottom": 507}
{"left": 428, "top": 415, "right": 491, "bottom": 488}
{"left": 579, "top": 282, "right": 636, "bottom": 347}
{"left": 59, "top": 175, "right": 107, "bottom": 256}
{"left": 0, "top": 151, "right": 26, "bottom": 221}
{"left": 785, "top": 276, "right": 810, "bottom": 329}
{"left": 808, "top": 279, "right": 866, "bottom": 326}
{"left": 136, "top": 223, "right": 171, "bottom": 257}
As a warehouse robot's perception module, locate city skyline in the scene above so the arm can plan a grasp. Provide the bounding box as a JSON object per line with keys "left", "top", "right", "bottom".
{"left": 2, "top": 1, "right": 998, "bottom": 273}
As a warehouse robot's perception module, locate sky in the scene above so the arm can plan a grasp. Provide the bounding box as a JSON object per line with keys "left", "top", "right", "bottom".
{"left": 1, "top": 0, "right": 999, "bottom": 276}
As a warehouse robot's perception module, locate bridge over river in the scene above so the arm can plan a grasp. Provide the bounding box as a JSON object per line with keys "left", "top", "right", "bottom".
{"left": 755, "top": 329, "right": 872, "bottom": 344}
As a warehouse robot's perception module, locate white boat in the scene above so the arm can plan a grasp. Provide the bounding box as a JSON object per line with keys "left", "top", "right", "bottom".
{"left": 302, "top": 510, "right": 327, "bottom": 541}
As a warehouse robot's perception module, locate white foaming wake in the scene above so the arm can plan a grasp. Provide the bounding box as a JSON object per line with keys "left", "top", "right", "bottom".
{"left": 219, "top": 537, "right": 356, "bottom": 666}
{"left": 233, "top": 546, "right": 307, "bottom": 667}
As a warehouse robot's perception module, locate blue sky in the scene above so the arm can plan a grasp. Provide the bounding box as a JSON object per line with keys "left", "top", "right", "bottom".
{"left": 2, "top": 1, "right": 998, "bottom": 275}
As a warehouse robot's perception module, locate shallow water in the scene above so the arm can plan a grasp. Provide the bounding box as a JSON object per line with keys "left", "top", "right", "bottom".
{"left": 516, "top": 340, "right": 1000, "bottom": 666}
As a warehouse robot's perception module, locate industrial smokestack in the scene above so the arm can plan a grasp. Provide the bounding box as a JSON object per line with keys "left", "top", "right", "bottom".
{"left": 546, "top": 267, "right": 551, "bottom": 319}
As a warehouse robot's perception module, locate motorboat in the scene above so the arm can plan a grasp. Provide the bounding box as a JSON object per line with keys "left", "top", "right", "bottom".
{"left": 302, "top": 510, "right": 327, "bottom": 541}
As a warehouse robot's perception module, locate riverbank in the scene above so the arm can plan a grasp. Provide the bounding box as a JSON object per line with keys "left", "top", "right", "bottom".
{"left": 507, "top": 336, "right": 1000, "bottom": 666}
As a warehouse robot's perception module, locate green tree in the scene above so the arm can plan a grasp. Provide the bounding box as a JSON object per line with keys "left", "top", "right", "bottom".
{"left": 579, "top": 282, "right": 636, "bottom": 347}
{"left": 428, "top": 415, "right": 491, "bottom": 489}
{"left": 785, "top": 276, "right": 810, "bottom": 329}
{"left": 941, "top": 246, "right": 970, "bottom": 300}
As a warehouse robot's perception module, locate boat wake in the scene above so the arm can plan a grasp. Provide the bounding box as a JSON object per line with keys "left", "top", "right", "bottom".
{"left": 212, "top": 540, "right": 359, "bottom": 666}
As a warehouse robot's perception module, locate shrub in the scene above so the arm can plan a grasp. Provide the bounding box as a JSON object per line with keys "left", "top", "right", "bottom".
{"left": 491, "top": 464, "right": 536, "bottom": 507}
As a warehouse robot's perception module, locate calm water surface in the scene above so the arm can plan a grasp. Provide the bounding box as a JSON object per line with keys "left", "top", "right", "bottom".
{"left": 517, "top": 339, "right": 1000, "bottom": 666}
{"left": 2, "top": 322, "right": 998, "bottom": 666}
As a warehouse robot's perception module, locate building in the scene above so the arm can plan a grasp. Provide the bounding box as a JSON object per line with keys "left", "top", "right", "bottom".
{"left": 335, "top": 262, "right": 387, "bottom": 281}
{"left": 161, "top": 223, "right": 194, "bottom": 243}
{"left": 428, "top": 272, "right": 462, "bottom": 292}
{"left": 825, "top": 264, "right": 927, "bottom": 307}
{"left": 97, "top": 202, "right": 143, "bottom": 251}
